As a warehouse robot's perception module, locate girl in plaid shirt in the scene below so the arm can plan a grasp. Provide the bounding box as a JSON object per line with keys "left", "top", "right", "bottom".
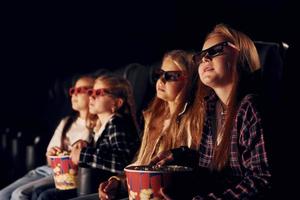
{"left": 156, "top": 24, "right": 271, "bottom": 200}
{"left": 36, "top": 75, "right": 140, "bottom": 200}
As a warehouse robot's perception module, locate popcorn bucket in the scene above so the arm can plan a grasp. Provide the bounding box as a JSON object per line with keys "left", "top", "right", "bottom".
{"left": 49, "top": 155, "right": 78, "bottom": 190}
{"left": 124, "top": 165, "right": 193, "bottom": 200}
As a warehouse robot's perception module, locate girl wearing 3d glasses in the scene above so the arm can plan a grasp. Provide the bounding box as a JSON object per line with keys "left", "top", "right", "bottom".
{"left": 96, "top": 50, "right": 206, "bottom": 200}
{"left": 0, "top": 75, "right": 94, "bottom": 200}
{"left": 36, "top": 74, "right": 140, "bottom": 200}
{"left": 155, "top": 24, "right": 271, "bottom": 199}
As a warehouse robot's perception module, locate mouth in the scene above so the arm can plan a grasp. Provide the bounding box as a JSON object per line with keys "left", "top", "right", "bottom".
{"left": 157, "top": 87, "right": 165, "bottom": 92}
{"left": 203, "top": 65, "right": 214, "bottom": 73}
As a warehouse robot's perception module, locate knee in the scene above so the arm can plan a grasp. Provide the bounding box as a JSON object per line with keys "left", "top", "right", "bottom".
{"left": 11, "top": 188, "right": 27, "bottom": 200}
{"left": 0, "top": 190, "right": 11, "bottom": 200}
{"left": 36, "top": 192, "right": 48, "bottom": 200}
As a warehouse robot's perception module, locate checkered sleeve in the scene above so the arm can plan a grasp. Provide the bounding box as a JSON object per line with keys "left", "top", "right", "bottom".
{"left": 79, "top": 118, "right": 138, "bottom": 174}
{"left": 194, "top": 96, "right": 271, "bottom": 199}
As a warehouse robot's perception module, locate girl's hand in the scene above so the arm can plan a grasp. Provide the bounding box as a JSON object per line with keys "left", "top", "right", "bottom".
{"left": 149, "top": 150, "right": 174, "bottom": 166}
{"left": 73, "top": 140, "right": 88, "bottom": 149}
{"left": 160, "top": 187, "right": 173, "bottom": 200}
{"left": 46, "top": 146, "right": 62, "bottom": 156}
{"left": 99, "top": 178, "right": 121, "bottom": 200}
{"left": 70, "top": 144, "right": 82, "bottom": 165}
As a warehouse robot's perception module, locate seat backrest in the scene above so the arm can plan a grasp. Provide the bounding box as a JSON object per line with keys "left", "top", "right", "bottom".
{"left": 254, "top": 41, "right": 286, "bottom": 108}
{"left": 253, "top": 41, "right": 288, "bottom": 196}
{"left": 122, "top": 63, "right": 152, "bottom": 118}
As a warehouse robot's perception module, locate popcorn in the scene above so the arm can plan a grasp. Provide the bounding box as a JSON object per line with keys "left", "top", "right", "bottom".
{"left": 49, "top": 155, "right": 78, "bottom": 190}
{"left": 140, "top": 188, "right": 153, "bottom": 200}
{"left": 55, "top": 150, "right": 70, "bottom": 156}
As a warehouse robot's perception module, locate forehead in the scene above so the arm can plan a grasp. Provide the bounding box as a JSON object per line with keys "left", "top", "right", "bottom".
{"left": 75, "top": 78, "right": 93, "bottom": 87}
{"left": 202, "top": 35, "right": 226, "bottom": 50}
{"left": 161, "top": 57, "right": 182, "bottom": 71}
{"left": 94, "top": 80, "right": 109, "bottom": 89}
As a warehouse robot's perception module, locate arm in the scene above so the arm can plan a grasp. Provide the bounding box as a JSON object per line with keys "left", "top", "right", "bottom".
{"left": 45, "top": 119, "right": 66, "bottom": 165}
{"left": 79, "top": 120, "right": 138, "bottom": 173}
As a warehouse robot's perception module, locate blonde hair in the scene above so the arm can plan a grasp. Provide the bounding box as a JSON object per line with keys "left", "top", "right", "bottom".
{"left": 205, "top": 24, "right": 261, "bottom": 170}
{"left": 135, "top": 50, "right": 205, "bottom": 165}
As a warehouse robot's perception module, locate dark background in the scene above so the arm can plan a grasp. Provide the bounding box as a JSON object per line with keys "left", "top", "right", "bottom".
{"left": 1, "top": 0, "right": 295, "bottom": 126}
{"left": 1, "top": 0, "right": 297, "bottom": 197}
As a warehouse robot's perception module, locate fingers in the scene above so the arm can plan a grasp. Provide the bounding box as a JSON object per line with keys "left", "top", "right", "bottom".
{"left": 99, "top": 181, "right": 110, "bottom": 200}
{"left": 156, "top": 153, "right": 174, "bottom": 166}
{"left": 46, "top": 146, "right": 61, "bottom": 156}
{"left": 160, "top": 187, "right": 172, "bottom": 200}
{"left": 98, "top": 179, "right": 119, "bottom": 200}
{"left": 70, "top": 148, "right": 80, "bottom": 165}
{"left": 150, "top": 151, "right": 174, "bottom": 166}
{"left": 73, "top": 140, "right": 88, "bottom": 149}
{"left": 149, "top": 155, "right": 161, "bottom": 165}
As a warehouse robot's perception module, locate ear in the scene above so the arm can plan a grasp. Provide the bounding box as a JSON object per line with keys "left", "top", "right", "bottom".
{"left": 115, "top": 98, "right": 124, "bottom": 109}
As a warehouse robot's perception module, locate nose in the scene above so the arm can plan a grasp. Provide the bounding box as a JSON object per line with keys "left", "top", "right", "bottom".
{"left": 89, "top": 95, "right": 96, "bottom": 100}
{"left": 157, "top": 77, "right": 166, "bottom": 84}
{"left": 201, "top": 52, "right": 211, "bottom": 63}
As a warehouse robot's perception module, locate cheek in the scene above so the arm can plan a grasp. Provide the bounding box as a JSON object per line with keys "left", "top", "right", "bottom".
{"left": 155, "top": 79, "right": 162, "bottom": 90}
{"left": 94, "top": 98, "right": 113, "bottom": 110}
{"left": 198, "top": 65, "right": 204, "bottom": 78}
{"left": 168, "top": 83, "right": 183, "bottom": 98}
{"left": 80, "top": 96, "right": 90, "bottom": 106}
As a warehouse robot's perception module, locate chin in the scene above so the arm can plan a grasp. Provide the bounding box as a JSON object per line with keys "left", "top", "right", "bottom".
{"left": 156, "top": 93, "right": 165, "bottom": 100}
{"left": 72, "top": 105, "right": 77, "bottom": 111}
{"left": 201, "top": 77, "right": 215, "bottom": 87}
{"left": 89, "top": 109, "right": 97, "bottom": 115}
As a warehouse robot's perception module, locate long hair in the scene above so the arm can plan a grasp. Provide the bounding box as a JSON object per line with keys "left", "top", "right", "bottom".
{"left": 206, "top": 23, "right": 261, "bottom": 170}
{"left": 95, "top": 74, "right": 138, "bottom": 131}
{"left": 61, "top": 75, "right": 95, "bottom": 150}
{"left": 136, "top": 50, "right": 205, "bottom": 165}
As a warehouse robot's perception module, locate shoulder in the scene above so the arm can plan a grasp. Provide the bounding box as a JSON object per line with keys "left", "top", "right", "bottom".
{"left": 110, "top": 115, "right": 128, "bottom": 126}
{"left": 108, "top": 115, "right": 136, "bottom": 132}
{"left": 57, "top": 116, "right": 70, "bottom": 127}
{"left": 238, "top": 94, "right": 260, "bottom": 112}
{"left": 236, "top": 94, "right": 262, "bottom": 123}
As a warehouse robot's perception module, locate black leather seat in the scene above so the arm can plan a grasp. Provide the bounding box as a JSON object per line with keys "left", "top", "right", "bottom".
{"left": 254, "top": 41, "right": 288, "bottom": 199}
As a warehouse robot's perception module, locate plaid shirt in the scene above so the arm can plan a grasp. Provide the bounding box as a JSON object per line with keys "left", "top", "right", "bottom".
{"left": 79, "top": 115, "right": 140, "bottom": 174}
{"left": 194, "top": 93, "right": 271, "bottom": 200}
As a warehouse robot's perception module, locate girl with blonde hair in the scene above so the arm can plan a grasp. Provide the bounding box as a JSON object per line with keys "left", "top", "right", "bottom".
{"left": 98, "top": 49, "right": 205, "bottom": 200}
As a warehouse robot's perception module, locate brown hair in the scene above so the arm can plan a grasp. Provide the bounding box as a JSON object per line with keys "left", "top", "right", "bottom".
{"left": 94, "top": 74, "right": 138, "bottom": 130}
{"left": 135, "top": 50, "right": 205, "bottom": 165}
{"left": 205, "top": 23, "right": 261, "bottom": 170}
{"left": 61, "top": 75, "right": 95, "bottom": 150}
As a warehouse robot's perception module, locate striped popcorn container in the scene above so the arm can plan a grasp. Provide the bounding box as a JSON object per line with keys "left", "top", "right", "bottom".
{"left": 124, "top": 165, "right": 193, "bottom": 200}
{"left": 48, "top": 155, "right": 78, "bottom": 190}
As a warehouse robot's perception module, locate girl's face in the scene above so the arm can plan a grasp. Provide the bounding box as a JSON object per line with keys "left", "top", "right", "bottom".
{"left": 156, "top": 57, "right": 186, "bottom": 103}
{"left": 71, "top": 78, "right": 91, "bottom": 112}
{"left": 198, "top": 35, "right": 238, "bottom": 89}
{"left": 88, "top": 81, "right": 116, "bottom": 115}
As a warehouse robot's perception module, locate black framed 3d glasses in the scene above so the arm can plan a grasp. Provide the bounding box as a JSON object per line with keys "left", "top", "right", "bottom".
{"left": 193, "top": 41, "right": 237, "bottom": 65}
{"left": 153, "top": 69, "right": 186, "bottom": 82}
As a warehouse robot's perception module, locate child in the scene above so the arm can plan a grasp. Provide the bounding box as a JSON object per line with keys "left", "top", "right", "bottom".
{"left": 0, "top": 75, "right": 94, "bottom": 200}
{"left": 37, "top": 74, "right": 140, "bottom": 200}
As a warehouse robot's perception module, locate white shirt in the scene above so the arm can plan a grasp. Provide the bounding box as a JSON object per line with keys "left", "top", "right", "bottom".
{"left": 47, "top": 117, "right": 90, "bottom": 152}
{"left": 93, "top": 114, "right": 114, "bottom": 142}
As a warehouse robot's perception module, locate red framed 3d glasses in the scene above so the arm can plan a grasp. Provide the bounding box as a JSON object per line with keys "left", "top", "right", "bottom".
{"left": 69, "top": 86, "right": 91, "bottom": 96}
{"left": 87, "top": 88, "right": 112, "bottom": 98}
